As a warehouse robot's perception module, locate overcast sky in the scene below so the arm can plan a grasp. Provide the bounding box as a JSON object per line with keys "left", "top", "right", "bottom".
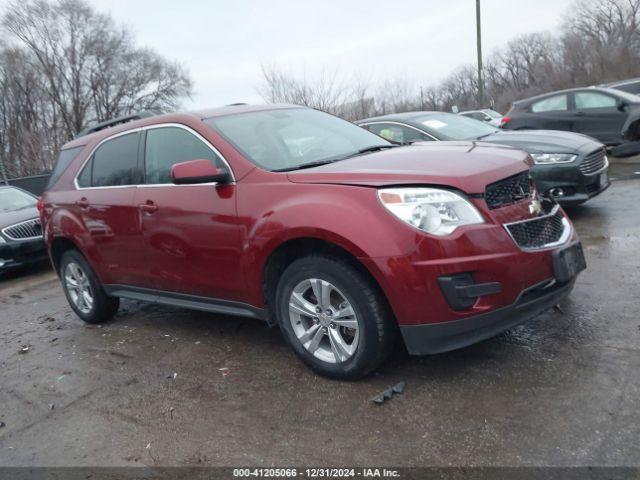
{"left": 85, "top": 0, "right": 575, "bottom": 109}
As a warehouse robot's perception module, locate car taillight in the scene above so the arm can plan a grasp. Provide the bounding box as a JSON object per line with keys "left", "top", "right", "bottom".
{"left": 37, "top": 198, "right": 44, "bottom": 222}
{"left": 500, "top": 116, "right": 512, "bottom": 127}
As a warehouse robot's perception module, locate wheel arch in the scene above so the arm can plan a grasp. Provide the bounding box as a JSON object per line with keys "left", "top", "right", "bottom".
{"left": 623, "top": 117, "right": 640, "bottom": 141}
{"left": 260, "top": 237, "right": 392, "bottom": 327}
{"left": 50, "top": 236, "right": 82, "bottom": 276}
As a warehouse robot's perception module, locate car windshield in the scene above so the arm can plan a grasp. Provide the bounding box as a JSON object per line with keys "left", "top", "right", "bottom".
{"left": 483, "top": 109, "right": 503, "bottom": 119}
{"left": 604, "top": 88, "right": 640, "bottom": 103}
{"left": 412, "top": 112, "right": 499, "bottom": 140}
{"left": 0, "top": 187, "right": 37, "bottom": 213}
{"left": 205, "top": 108, "right": 392, "bottom": 171}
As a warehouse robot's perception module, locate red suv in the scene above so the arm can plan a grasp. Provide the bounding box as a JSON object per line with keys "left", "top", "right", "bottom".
{"left": 41, "top": 105, "right": 586, "bottom": 379}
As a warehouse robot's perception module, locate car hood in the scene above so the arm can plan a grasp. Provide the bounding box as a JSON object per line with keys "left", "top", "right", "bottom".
{"left": 287, "top": 142, "right": 530, "bottom": 194}
{"left": 0, "top": 206, "right": 39, "bottom": 230}
{"left": 481, "top": 130, "right": 602, "bottom": 154}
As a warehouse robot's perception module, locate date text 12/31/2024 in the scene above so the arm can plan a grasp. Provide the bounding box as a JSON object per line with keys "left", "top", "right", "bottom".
{"left": 233, "top": 468, "right": 401, "bottom": 478}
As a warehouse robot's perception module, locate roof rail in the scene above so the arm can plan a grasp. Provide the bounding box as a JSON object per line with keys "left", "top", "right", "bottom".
{"left": 75, "top": 111, "right": 157, "bottom": 138}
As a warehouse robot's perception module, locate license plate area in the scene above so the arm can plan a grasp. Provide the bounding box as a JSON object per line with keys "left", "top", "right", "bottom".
{"left": 600, "top": 171, "right": 608, "bottom": 187}
{"left": 553, "top": 243, "right": 587, "bottom": 283}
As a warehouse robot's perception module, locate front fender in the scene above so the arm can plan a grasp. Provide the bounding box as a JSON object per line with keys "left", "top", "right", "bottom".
{"left": 622, "top": 109, "right": 640, "bottom": 140}
{"left": 237, "top": 181, "right": 422, "bottom": 306}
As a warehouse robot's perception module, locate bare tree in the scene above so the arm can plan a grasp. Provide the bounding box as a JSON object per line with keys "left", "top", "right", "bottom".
{"left": 0, "top": 47, "right": 57, "bottom": 177}
{"left": 421, "top": 86, "right": 441, "bottom": 111}
{"left": 260, "top": 0, "right": 640, "bottom": 119}
{"left": 561, "top": 0, "right": 640, "bottom": 85}
{"left": 374, "top": 77, "right": 417, "bottom": 115}
{"left": 258, "top": 64, "right": 348, "bottom": 114}
{"left": 0, "top": 0, "right": 192, "bottom": 177}
{"left": 340, "top": 74, "right": 375, "bottom": 120}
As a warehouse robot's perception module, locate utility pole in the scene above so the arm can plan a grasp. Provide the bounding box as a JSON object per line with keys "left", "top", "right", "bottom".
{"left": 476, "top": 0, "right": 484, "bottom": 108}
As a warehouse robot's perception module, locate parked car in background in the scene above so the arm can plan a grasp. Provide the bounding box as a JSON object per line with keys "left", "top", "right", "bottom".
{"left": 0, "top": 185, "right": 47, "bottom": 271}
{"left": 459, "top": 108, "right": 503, "bottom": 127}
{"left": 602, "top": 77, "right": 640, "bottom": 96}
{"left": 41, "top": 105, "right": 586, "bottom": 379}
{"left": 357, "top": 112, "right": 609, "bottom": 205}
{"left": 501, "top": 87, "right": 640, "bottom": 146}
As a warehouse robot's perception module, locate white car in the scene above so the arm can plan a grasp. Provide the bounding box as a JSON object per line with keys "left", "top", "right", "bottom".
{"left": 459, "top": 109, "right": 503, "bottom": 127}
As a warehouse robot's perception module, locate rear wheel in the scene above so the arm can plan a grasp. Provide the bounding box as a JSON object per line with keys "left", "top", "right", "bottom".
{"left": 275, "top": 255, "right": 396, "bottom": 380}
{"left": 60, "top": 250, "right": 119, "bottom": 324}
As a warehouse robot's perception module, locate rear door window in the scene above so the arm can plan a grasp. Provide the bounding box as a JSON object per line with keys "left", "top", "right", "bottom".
{"left": 531, "top": 95, "right": 568, "bottom": 113}
{"left": 78, "top": 132, "right": 141, "bottom": 188}
{"left": 144, "top": 127, "right": 225, "bottom": 184}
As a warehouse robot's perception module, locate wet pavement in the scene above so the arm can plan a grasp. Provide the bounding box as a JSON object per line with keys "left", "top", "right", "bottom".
{"left": 1, "top": 177, "right": 639, "bottom": 467}
{"left": 609, "top": 153, "right": 640, "bottom": 180}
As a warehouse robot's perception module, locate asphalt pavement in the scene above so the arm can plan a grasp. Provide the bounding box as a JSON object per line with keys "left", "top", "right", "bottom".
{"left": 0, "top": 174, "right": 639, "bottom": 467}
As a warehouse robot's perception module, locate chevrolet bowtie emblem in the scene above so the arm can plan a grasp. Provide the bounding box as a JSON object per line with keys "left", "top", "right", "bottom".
{"left": 529, "top": 200, "right": 543, "bottom": 216}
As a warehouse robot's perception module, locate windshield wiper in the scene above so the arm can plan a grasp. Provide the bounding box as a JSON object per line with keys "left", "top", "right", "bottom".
{"left": 338, "top": 144, "right": 397, "bottom": 161}
{"left": 273, "top": 159, "right": 338, "bottom": 172}
{"left": 273, "top": 145, "right": 396, "bottom": 172}
{"left": 475, "top": 132, "right": 496, "bottom": 140}
{"left": 356, "top": 145, "right": 396, "bottom": 154}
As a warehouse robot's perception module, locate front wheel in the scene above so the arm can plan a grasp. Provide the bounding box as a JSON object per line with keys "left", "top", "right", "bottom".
{"left": 275, "top": 255, "right": 396, "bottom": 380}
{"left": 60, "top": 250, "right": 119, "bottom": 324}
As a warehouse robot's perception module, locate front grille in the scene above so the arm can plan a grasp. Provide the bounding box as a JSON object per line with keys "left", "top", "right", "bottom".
{"left": 505, "top": 206, "right": 567, "bottom": 250}
{"left": 485, "top": 171, "right": 532, "bottom": 209}
{"left": 579, "top": 148, "right": 607, "bottom": 175}
{"left": 2, "top": 218, "right": 42, "bottom": 240}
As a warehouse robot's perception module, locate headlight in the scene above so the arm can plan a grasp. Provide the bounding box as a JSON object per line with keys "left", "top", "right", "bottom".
{"left": 530, "top": 153, "right": 577, "bottom": 164}
{"left": 378, "top": 187, "right": 484, "bottom": 236}
{"left": 0, "top": 235, "right": 5, "bottom": 244}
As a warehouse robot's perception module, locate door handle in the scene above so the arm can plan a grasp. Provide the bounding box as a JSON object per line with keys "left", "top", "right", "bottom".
{"left": 575, "top": 111, "right": 586, "bottom": 116}
{"left": 75, "top": 197, "right": 89, "bottom": 209}
{"left": 139, "top": 200, "right": 158, "bottom": 214}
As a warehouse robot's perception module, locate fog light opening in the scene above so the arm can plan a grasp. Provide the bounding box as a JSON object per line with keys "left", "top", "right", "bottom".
{"left": 548, "top": 187, "right": 564, "bottom": 198}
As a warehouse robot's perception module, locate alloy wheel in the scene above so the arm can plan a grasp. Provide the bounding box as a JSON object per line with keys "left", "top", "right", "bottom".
{"left": 64, "top": 262, "right": 94, "bottom": 314}
{"left": 288, "top": 278, "right": 359, "bottom": 364}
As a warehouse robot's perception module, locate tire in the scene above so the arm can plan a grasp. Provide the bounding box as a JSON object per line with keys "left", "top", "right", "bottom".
{"left": 275, "top": 255, "right": 396, "bottom": 380}
{"left": 59, "top": 250, "right": 119, "bottom": 324}
{"left": 610, "top": 140, "right": 640, "bottom": 158}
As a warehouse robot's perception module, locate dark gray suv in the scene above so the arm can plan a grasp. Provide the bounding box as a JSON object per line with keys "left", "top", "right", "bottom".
{"left": 501, "top": 87, "right": 640, "bottom": 146}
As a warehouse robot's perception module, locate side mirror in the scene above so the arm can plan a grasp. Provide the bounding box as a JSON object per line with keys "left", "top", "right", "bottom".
{"left": 171, "top": 159, "right": 231, "bottom": 185}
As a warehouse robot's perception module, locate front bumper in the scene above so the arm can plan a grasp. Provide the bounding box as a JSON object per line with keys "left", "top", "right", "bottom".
{"left": 358, "top": 197, "right": 583, "bottom": 356}
{"left": 531, "top": 161, "right": 610, "bottom": 206}
{"left": 400, "top": 278, "right": 575, "bottom": 355}
{"left": 0, "top": 237, "right": 48, "bottom": 270}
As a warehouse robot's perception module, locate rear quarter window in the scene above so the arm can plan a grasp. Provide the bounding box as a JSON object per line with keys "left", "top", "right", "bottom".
{"left": 46, "top": 146, "right": 84, "bottom": 190}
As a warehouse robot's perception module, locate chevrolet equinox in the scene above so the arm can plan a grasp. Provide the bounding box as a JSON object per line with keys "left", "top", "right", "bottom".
{"left": 40, "top": 105, "right": 586, "bottom": 379}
